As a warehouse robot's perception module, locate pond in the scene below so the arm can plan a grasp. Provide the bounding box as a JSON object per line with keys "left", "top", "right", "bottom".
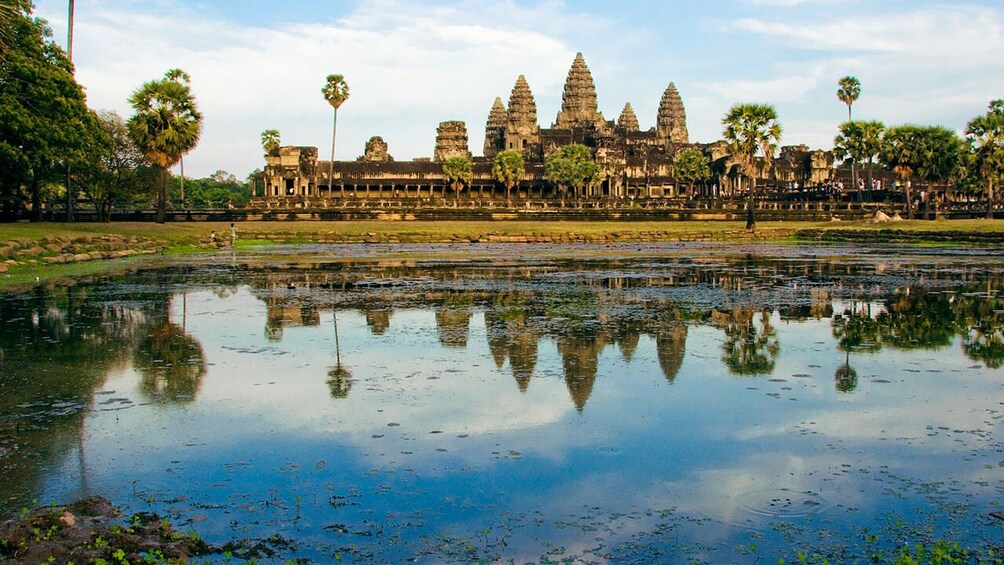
{"left": 1, "top": 242, "right": 1002, "bottom": 563}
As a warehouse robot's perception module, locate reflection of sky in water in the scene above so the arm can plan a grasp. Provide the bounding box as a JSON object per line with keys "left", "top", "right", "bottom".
{"left": 16, "top": 282, "right": 1004, "bottom": 562}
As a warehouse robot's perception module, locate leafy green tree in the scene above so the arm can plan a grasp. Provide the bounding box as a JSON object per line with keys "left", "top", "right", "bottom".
{"left": 834, "top": 120, "right": 885, "bottom": 200}
{"left": 261, "top": 129, "right": 281, "bottom": 156}
{"left": 672, "top": 148, "right": 711, "bottom": 196}
{"left": 721, "top": 103, "right": 782, "bottom": 230}
{"left": 545, "top": 144, "right": 599, "bottom": 199}
{"left": 321, "top": 74, "right": 349, "bottom": 195}
{"left": 127, "top": 68, "right": 203, "bottom": 223}
{"left": 965, "top": 100, "right": 1004, "bottom": 218}
{"left": 0, "top": 0, "right": 30, "bottom": 56}
{"left": 720, "top": 308, "right": 779, "bottom": 376}
{"left": 492, "top": 149, "right": 525, "bottom": 200}
{"left": 881, "top": 125, "right": 964, "bottom": 219}
{"left": 0, "top": 7, "right": 102, "bottom": 221}
{"left": 167, "top": 169, "right": 249, "bottom": 209}
{"left": 77, "top": 111, "right": 147, "bottom": 221}
{"left": 442, "top": 155, "right": 473, "bottom": 200}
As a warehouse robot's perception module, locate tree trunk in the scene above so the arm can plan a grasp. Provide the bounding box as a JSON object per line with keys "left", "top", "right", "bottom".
{"left": 988, "top": 177, "right": 995, "bottom": 220}
{"left": 328, "top": 109, "right": 338, "bottom": 197}
{"left": 903, "top": 180, "right": 913, "bottom": 220}
{"left": 157, "top": 166, "right": 167, "bottom": 224}
{"left": 30, "top": 174, "right": 41, "bottom": 222}
{"left": 65, "top": 164, "right": 74, "bottom": 223}
{"left": 746, "top": 176, "right": 756, "bottom": 231}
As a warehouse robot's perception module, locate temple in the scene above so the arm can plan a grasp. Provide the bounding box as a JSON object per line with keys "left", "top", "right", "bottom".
{"left": 258, "top": 52, "right": 831, "bottom": 206}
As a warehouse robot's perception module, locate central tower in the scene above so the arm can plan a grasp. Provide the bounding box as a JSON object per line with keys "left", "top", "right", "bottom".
{"left": 553, "top": 52, "right": 606, "bottom": 130}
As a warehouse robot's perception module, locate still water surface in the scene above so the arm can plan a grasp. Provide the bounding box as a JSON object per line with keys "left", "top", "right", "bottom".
{"left": 1, "top": 243, "right": 1002, "bottom": 563}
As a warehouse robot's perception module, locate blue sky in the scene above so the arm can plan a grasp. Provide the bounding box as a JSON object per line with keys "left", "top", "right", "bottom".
{"left": 33, "top": 0, "right": 1004, "bottom": 179}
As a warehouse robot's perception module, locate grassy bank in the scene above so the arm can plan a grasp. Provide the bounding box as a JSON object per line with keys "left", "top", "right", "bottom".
{"left": 1, "top": 219, "right": 1002, "bottom": 288}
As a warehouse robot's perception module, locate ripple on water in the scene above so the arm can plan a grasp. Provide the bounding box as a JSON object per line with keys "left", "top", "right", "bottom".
{"left": 736, "top": 488, "right": 830, "bottom": 520}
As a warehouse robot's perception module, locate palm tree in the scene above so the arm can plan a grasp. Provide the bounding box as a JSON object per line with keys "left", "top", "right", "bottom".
{"left": 442, "top": 156, "right": 473, "bottom": 202}
{"left": 261, "top": 129, "right": 281, "bottom": 155}
{"left": 837, "top": 76, "right": 861, "bottom": 190}
{"left": 127, "top": 68, "right": 202, "bottom": 223}
{"left": 492, "top": 150, "right": 525, "bottom": 200}
{"left": 965, "top": 100, "right": 1004, "bottom": 219}
{"left": 836, "top": 76, "right": 860, "bottom": 122}
{"left": 721, "top": 103, "right": 782, "bottom": 231}
{"left": 834, "top": 120, "right": 885, "bottom": 201}
{"left": 321, "top": 74, "right": 349, "bottom": 198}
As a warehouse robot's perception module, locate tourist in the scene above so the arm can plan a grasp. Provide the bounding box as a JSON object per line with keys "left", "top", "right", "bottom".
{"left": 230, "top": 223, "right": 237, "bottom": 246}
{"left": 210, "top": 230, "right": 217, "bottom": 245}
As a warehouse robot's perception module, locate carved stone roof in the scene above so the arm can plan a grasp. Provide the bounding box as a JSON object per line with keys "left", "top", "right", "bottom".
{"left": 617, "top": 103, "right": 640, "bottom": 132}
{"left": 434, "top": 120, "right": 471, "bottom": 161}
{"left": 360, "top": 136, "right": 393, "bottom": 162}
{"left": 554, "top": 52, "right": 605, "bottom": 129}
{"left": 657, "top": 82, "right": 689, "bottom": 145}
{"left": 507, "top": 75, "right": 538, "bottom": 132}
{"left": 484, "top": 96, "right": 508, "bottom": 158}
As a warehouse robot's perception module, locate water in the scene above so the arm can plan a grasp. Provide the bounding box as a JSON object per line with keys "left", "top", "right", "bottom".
{"left": 1, "top": 243, "right": 1002, "bottom": 563}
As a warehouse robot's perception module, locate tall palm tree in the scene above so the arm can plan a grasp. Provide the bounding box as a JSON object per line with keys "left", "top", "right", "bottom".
{"left": 261, "top": 129, "right": 281, "bottom": 155}
{"left": 722, "top": 103, "right": 782, "bottom": 231}
{"left": 492, "top": 150, "right": 525, "bottom": 200}
{"left": 66, "top": 0, "right": 74, "bottom": 61}
{"left": 836, "top": 76, "right": 860, "bottom": 122}
{"left": 837, "top": 76, "right": 861, "bottom": 190}
{"left": 966, "top": 100, "right": 1004, "bottom": 219}
{"left": 127, "top": 68, "right": 202, "bottom": 223}
{"left": 321, "top": 74, "right": 349, "bottom": 198}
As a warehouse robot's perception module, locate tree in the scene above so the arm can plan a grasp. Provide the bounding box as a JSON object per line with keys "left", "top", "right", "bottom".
{"left": 837, "top": 77, "right": 862, "bottom": 191}
{"left": 672, "top": 148, "right": 711, "bottom": 197}
{"left": 442, "top": 155, "right": 473, "bottom": 201}
{"left": 965, "top": 100, "right": 1004, "bottom": 218}
{"left": 492, "top": 150, "right": 525, "bottom": 200}
{"left": 127, "top": 68, "right": 202, "bottom": 223}
{"left": 321, "top": 74, "right": 349, "bottom": 197}
{"left": 77, "top": 111, "right": 146, "bottom": 221}
{"left": 0, "top": 0, "right": 30, "bottom": 56}
{"left": 836, "top": 76, "right": 860, "bottom": 122}
{"left": 881, "top": 125, "right": 964, "bottom": 219}
{"left": 0, "top": 6, "right": 99, "bottom": 221}
{"left": 833, "top": 120, "right": 885, "bottom": 200}
{"left": 261, "top": 129, "right": 280, "bottom": 156}
{"left": 721, "top": 103, "right": 783, "bottom": 230}
{"left": 545, "top": 144, "right": 599, "bottom": 199}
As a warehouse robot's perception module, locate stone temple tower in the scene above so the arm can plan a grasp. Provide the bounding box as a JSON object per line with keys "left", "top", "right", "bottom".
{"left": 504, "top": 75, "right": 540, "bottom": 157}
{"left": 617, "top": 103, "right": 640, "bottom": 133}
{"left": 484, "top": 97, "right": 508, "bottom": 158}
{"left": 434, "top": 121, "right": 472, "bottom": 161}
{"left": 656, "top": 82, "right": 689, "bottom": 146}
{"left": 553, "top": 52, "right": 606, "bottom": 130}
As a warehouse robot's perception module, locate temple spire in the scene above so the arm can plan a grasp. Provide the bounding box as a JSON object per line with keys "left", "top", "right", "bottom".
{"left": 484, "top": 97, "right": 508, "bottom": 158}
{"left": 617, "top": 102, "right": 639, "bottom": 132}
{"left": 554, "top": 52, "right": 605, "bottom": 129}
{"left": 505, "top": 75, "right": 540, "bottom": 157}
{"left": 656, "top": 82, "right": 689, "bottom": 145}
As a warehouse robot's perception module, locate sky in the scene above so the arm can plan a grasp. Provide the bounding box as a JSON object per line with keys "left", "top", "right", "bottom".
{"left": 33, "top": 0, "right": 1004, "bottom": 179}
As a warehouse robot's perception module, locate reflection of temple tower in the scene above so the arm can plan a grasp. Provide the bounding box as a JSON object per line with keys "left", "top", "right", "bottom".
{"left": 556, "top": 334, "right": 605, "bottom": 412}
{"left": 654, "top": 325, "right": 688, "bottom": 382}
{"left": 264, "top": 297, "right": 320, "bottom": 341}
{"left": 435, "top": 308, "right": 472, "bottom": 348}
{"left": 362, "top": 308, "right": 393, "bottom": 335}
{"left": 485, "top": 304, "right": 539, "bottom": 392}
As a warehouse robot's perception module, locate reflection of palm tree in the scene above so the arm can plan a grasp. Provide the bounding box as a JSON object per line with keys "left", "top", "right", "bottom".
{"left": 832, "top": 302, "right": 882, "bottom": 353}
{"left": 719, "top": 308, "right": 779, "bottom": 376}
{"left": 133, "top": 320, "right": 206, "bottom": 403}
{"left": 877, "top": 290, "right": 956, "bottom": 350}
{"left": 327, "top": 310, "right": 352, "bottom": 398}
{"left": 835, "top": 350, "right": 858, "bottom": 393}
